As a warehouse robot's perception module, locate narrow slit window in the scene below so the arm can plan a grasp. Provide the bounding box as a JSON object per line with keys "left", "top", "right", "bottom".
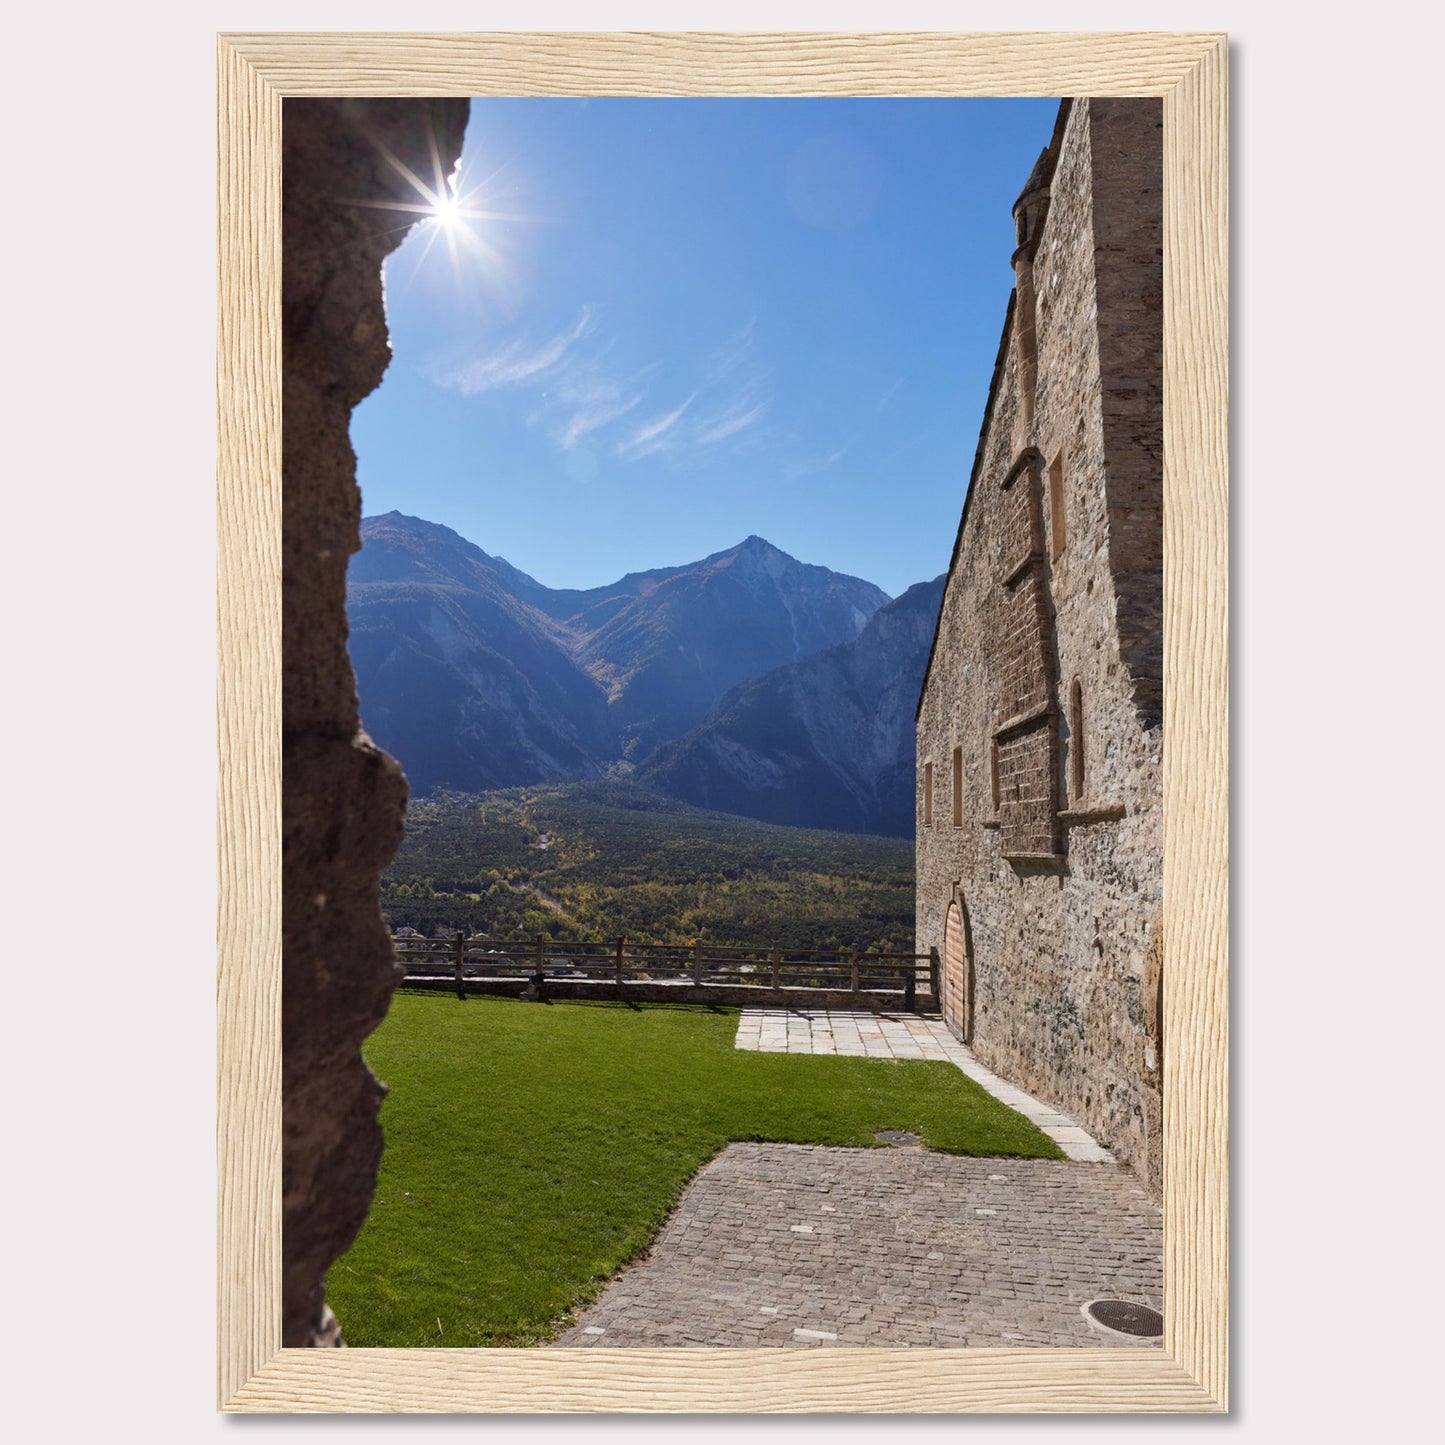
{"left": 952, "top": 746, "right": 964, "bottom": 826}
{"left": 923, "top": 762, "right": 933, "bottom": 825}
{"left": 1049, "top": 452, "right": 1066, "bottom": 560}
{"left": 1070, "top": 678, "right": 1085, "bottom": 802}
{"left": 990, "top": 741, "right": 1001, "bottom": 814}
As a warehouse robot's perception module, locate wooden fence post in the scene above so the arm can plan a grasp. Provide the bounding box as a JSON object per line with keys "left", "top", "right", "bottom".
{"left": 454, "top": 930, "right": 465, "bottom": 1001}
{"left": 615, "top": 935, "right": 626, "bottom": 994}
{"left": 771, "top": 942, "right": 781, "bottom": 991}
{"left": 903, "top": 964, "right": 916, "bottom": 1014}
{"left": 849, "top": 944, "right": 860, "bottom": 994}
{"left": 929, "top": 947, "right": 941, "bottom": 1004}
{"left": 692, "top": 939, "right": 704, "bottom": 987}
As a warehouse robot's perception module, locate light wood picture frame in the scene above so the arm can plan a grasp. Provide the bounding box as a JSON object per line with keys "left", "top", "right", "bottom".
{"left": 218, "top": 30, "right": 1227, "bottom": 1413}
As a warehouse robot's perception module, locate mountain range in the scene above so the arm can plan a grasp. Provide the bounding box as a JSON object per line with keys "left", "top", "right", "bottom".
{"left": 346, "top": 511, "right": 939, "bottom": 835}
{"left": 639, "top": 576, "right": 946, "bottom": 836}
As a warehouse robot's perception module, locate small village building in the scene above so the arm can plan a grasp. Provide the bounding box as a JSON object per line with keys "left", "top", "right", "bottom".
{"left": 916, "top": 98, "right": 1164, "bottom": 1192}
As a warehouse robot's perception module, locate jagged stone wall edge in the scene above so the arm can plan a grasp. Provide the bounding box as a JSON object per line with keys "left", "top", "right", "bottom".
{"left": 281, "top": 97, "right": 470, "bottom": 1347}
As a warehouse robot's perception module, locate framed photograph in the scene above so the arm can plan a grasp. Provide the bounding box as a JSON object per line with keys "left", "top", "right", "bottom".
{"left": 218, "top": 30, "right": 1227, "bottom": 1412}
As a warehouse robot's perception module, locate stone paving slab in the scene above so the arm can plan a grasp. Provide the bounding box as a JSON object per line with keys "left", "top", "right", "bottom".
{"left": 552, "top": 1143, "right": 1161, "bottom": 1349}
{"left": 734, "top": 1010, "right": 1114, "bottom": 1162}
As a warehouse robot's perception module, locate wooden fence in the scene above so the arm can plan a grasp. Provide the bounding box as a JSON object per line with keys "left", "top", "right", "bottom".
{"left": 392, "top": 932, "right": 941, "bottom": 1012}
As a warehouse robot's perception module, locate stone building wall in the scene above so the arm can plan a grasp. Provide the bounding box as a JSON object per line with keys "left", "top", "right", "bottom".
{"left": 282, "top": 96, "right": 470, "bottom": 1346}
{"left": 916, "top": 99, "right": 1164, "bottom": 1192}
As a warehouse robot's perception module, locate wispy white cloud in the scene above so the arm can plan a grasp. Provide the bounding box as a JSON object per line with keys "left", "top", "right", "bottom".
{"left": 706, "top": 316, "right": 757, "bottom": 380}
{"left": 551, "top": 357, "right": 654, "bottom": 449}
{"left": 785, "top": 434, "right": 859, "bottom": 480}
{"left": 697, "top": 397, "right": 770, "bottom": 446}
{"left": 431, "top": 310, "right": 778, "bottom": 466}
{"left": 679, "top": 318, "right": 773, "bottom": 450}
{"left": 437, "top": 308, "right": 592, "bottom": 394}
{"left": 561, "top": 390, "right": 643, "bottom": 448}
{"left": 619, "top": 394, "right": 697, "bottom": 458}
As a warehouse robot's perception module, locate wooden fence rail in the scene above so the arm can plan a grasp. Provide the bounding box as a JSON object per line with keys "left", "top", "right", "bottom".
{"left": 390, "top": 932, "right": 942, "bottom": 1011}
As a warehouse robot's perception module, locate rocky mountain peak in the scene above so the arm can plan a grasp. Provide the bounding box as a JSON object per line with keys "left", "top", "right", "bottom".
{"left": 347, "top": 512, "right": 909, "bottom": 800}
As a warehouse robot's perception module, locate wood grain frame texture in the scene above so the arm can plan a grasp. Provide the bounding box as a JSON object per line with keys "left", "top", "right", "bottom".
{"left": 218, "top": 30, "right": 1228, "bottom": 1414}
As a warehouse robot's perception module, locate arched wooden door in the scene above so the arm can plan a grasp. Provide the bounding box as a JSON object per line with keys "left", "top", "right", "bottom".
{"left": 942, "top": 896, "right": 975, "bottom": 1043}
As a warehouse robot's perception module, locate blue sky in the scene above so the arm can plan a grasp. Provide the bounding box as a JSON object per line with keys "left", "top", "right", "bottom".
{"left": 352, "top": 97, "right": 1058, "bottom": 599}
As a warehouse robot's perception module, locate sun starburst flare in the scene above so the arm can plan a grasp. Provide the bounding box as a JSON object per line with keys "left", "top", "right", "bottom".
{"left": 343, "top": 114, "right": 533, "bottom": 312}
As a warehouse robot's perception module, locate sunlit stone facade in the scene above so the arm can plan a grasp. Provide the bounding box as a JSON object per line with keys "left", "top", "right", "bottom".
{"left": 916, "top": 99, "right": 1164, "bottom": 1192}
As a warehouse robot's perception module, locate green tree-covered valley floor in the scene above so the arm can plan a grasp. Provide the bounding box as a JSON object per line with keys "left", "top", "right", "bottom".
{"left": 329, "top": 994, "right": 1062, "bottom": 1347}
{"left": 380, "top": 781, "right": 916, "bottom": 952}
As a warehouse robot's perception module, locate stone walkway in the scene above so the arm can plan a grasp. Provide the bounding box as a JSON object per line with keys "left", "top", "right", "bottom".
{"left": 734, "top": 1009, "right": 1113, "bottom": 1162}
{"left": 553, "top": 1143, "right": 1161, "bottom": 1349}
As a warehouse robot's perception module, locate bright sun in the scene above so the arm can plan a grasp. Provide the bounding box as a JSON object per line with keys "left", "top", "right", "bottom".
{"left": 351, "top": 125, "right": 520, "bottom": 292}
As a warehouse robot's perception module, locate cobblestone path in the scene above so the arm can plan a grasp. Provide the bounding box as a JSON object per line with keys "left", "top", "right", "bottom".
{"left": 553, "top": 1143, "right": 1162, "bottom": 1349}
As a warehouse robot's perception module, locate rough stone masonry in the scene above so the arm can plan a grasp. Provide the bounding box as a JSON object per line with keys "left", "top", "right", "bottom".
{"left": 281, "top": 97, "right": 469, "bottom": 1347}
{"left": 915, "top": 99, "right": 1165, "bottom": 1194}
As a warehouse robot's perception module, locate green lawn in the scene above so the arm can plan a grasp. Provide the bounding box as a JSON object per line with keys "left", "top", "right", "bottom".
{"left": 328, "top": 992, "right": 1063, "bottom": 1346}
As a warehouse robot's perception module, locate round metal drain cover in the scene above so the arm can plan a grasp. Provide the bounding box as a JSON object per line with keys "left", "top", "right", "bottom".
{"left": 1083, "top": 1299, "right": 1163, "bottom": 1338}
{"left": 874, "top": 1129, "right": 921, "bottom": 1147}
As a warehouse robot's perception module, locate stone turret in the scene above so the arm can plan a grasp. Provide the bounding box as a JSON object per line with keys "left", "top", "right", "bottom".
{"left": 1009, "top": 146, "right": 1054, "bottom": 438}
{"left": 1012, "top": 146, "right": 1053, "bottom": 252}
